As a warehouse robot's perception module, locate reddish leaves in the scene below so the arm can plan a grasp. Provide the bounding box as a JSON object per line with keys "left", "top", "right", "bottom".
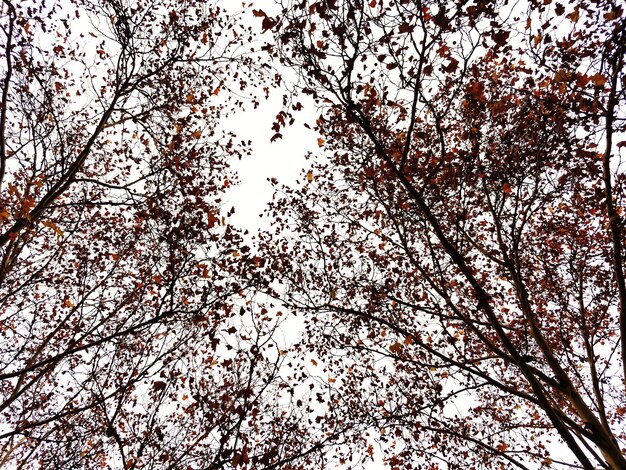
{"left": 260, "top": 0, "right": 626, "bottom": 468}
{"left": 253, "top": 9, "right": 278, "bottom": 31}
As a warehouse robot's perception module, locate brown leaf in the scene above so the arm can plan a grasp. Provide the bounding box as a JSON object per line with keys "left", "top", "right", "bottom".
{"left": 398, "top": 22, "right": 414, "bottom": 34}
{"left": 568, "top": 8, "right": 580, "bottom": 23}
{"left": 442, "top": 57, "right": 459, "bottom": 73}
{"left": 590, "top": 73, "right": 607, "bottom": 87}
{"left": 467, "top": 81, "right": 484, "bottom": 100}
{"left": 42, "top": 220, "right": 64, "bottom": 237}
{"left": 492, "top": 29, "right": 510, "bottom": 47}
{"left": 152, "top": 381, "right": 166, "bottom": 392}
{"left": 262, "top": 16, "right": 277, "bottom": 31}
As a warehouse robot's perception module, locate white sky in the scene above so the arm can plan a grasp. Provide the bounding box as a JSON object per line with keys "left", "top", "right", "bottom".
{"left": 221, "top": 1, "right": 321, "bottom": 231}
{"left": 224, "top": 92, "right": 318, "bottom": 231}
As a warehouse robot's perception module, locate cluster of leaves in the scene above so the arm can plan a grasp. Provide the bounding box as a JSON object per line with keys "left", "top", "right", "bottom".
{"left": 257, "top": 0, "right": 626, "bottom": 468}
{"left": 3, "top": 0, "right": 626, "bottom": 468}
{"left": 0, "top": 0, "right": 330, "bottom": 468}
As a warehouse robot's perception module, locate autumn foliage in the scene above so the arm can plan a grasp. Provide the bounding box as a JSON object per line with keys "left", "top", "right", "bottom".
{"left": 0, "top": 0, "right": 319, "bottom": 468}
{"left": 257, "top": 0, "right": 626, "bottom": 468}
{"left": 2, "top": 0, "right": 626, "bottom": 468}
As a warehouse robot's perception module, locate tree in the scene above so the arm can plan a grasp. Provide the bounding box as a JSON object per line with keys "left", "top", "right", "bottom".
{"left": 259, "top": 0, "right": 626, "bottom": 468}
{"left": 0, "top": 1, "right": 327, "bottom": 468}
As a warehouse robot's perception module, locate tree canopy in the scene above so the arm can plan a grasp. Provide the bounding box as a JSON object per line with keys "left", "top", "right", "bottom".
{"left": 1, "top": 0, "right": 626, "bottom": 468}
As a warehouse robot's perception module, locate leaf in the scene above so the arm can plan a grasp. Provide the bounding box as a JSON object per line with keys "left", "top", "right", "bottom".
{"left": 307, "top": 170, "right": 313, "bottom": 182}
{"left": 590, "top": 73, "right": 607, "bottom": 87}
{"left": 467, "top": 81, "right": 484, "bottom": 100}
{"left": 252, "top": 9, "right": 266, "bottom": 17}
{"left": 553, "top": 69, "right": 571, "bottom": 83}
{"left": 42, "top": 220, "right": 64, "bottom": 237}
{"left": 152, "top": 381, "right": 166, "bottom": 392}
{"left": 389, "top": 342, "right": 404, "bottom": 354}
{"left": 442, "top": 57, "right": 459, "bottom": 73}
{"left": 398, "top": 22, "right": 414, "bottom": 34}
{"left": 568, "top": 8, "right": 580, "bottom": 23}
{"left": 262, "top": 16, "right": 278, "bottom": 31}
{"left": 502, "top": 182, "right": 512, "bottom": 194}
{"left": 54, "top": 82, "right": 62, "bottom": 92}
{"left": 533, "top": 34, "right": 541, "bottom": 47}
{"left": 492, "top": 29, "right": 510, "bottom": 47}
{"left": 64, "top": 299, "right": 74, "bottom": 308}
{"left": 207, "top": 211, "right": 219, "bottom": 229}
{"left": 317, "top": 138, "right": 325, "bottom": 147}
{"left": 576, "top": 74, "right": 590, "bottom": 87}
